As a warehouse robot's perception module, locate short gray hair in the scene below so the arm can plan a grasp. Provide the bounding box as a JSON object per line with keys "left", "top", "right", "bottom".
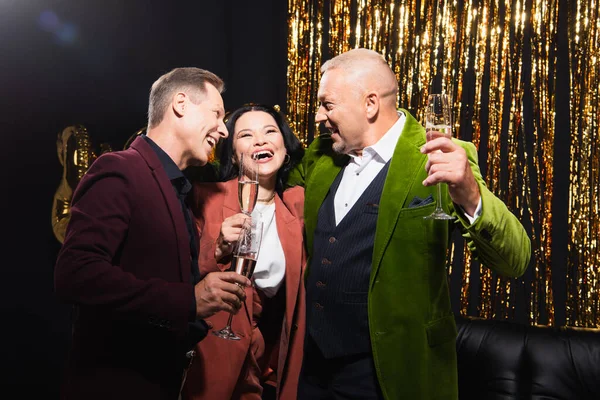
{"left": 147, "top": 67, "right": 224, "bottom": 129}
{"left": 321, "top": 48, "right": 398, "bottom": 99}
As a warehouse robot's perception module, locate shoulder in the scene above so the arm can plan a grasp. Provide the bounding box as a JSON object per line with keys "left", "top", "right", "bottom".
{"left": 452, "top": 138, "right": 478, "bottom": 162}
{"left": 70, "top": 149, "right": 144, "bottom": 208}
{"left": 282, "top": 185, "right": 305, "bottom": 205}
{"left": 191, "top": 178, "right": 235, "bottom": 214}
{"left": 304, "top": 134, "right": 335, "bottom": 160}
{"left": 281, "top": 185, "right": 305, "bottom": 221}
{"left": 91, "top": 148, "right": 138, "bottom": 169}
{"left": 79, "top": 149, "right": 143, "bottom": 186}
{"left": 192, "top": 179, "right": 234, "bottom": 197}
{"left": 287, "top": 134, "right": 347, "bottom": 188}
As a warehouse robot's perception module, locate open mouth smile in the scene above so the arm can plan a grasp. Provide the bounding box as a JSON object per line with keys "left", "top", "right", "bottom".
{"left": 252, "top": 150, "right": 274, "bottom": 161}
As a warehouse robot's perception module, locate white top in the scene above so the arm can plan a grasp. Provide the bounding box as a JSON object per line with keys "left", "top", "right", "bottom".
{"left": 334, "top": 112, "right": 481, "bottom": 226}
{"left": 251, "top": 202, "right": 285, "bottom": 297}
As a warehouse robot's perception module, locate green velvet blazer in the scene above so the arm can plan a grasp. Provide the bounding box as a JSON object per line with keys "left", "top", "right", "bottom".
{"left": 287, "top": 109, "right": 531, "bottom": 399}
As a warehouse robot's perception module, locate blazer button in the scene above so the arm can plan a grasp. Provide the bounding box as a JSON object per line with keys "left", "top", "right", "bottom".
{"left": 316, "top": 281, "right": 326, "bottom": 288}
{"left": 329, "top": 236, "right": 336, "bottom": 243}
{"left": 292, "top": 324, "right": 299, "bottom": 332}
{"left": 321, "top": 257, "right": 332, "bottom": 265}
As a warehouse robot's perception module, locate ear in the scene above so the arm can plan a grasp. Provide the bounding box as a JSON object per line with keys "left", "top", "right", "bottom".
{"left": 365, "top": 92, "right": 379, "bottom": 119}
{"left": 172, "top": 92, "right": 187, "bottom": 118}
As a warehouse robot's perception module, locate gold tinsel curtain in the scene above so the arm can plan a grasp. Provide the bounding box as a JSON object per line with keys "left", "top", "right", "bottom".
{"left": 286, "top": 0, "right": 600, "bottom": 327}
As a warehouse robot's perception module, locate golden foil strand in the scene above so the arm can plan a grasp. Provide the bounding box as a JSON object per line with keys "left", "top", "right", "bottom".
{"left": 567, "top": 0, "right": 600, "bottom": 327}
{"left": 288, "top": 0, "right": 598, "bottom": 327}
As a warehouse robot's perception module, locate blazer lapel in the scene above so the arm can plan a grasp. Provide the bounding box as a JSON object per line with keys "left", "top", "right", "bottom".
{"left": 274, "top": 191, "right": 302, "bottom": 339}
{"left": 130, "top": 137, "right": 190, "bottom": 283}
{"left": 371, "top": 110, "right": 427, "bottom": 285}
{"left": 222, "top": 179, "right": 240, "bottom": 218}
{"left": 304, "top": 152, "right": 347, "bottom": 256}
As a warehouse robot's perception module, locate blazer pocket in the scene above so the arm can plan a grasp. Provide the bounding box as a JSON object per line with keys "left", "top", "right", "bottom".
{"left": 399, "top": 201, "right": 436, "bottom": 217}
{"left": 425, "top": 315, "right": 457, "bottom": 347}
{"left": 408, "top": 194, "right": 434, "bottom": 208}
{"left": 363, "top": 203, "right": 380, "bottom": 215}
{"left": 342, "top": 291, "right": 368, "bottom": 304}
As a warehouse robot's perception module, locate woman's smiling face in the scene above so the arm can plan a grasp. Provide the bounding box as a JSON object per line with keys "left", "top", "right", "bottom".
{"left": 232, "top": 110, "right": 286, "bottom": 182}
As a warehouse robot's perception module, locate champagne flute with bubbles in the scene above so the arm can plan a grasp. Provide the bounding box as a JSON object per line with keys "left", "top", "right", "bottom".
{"left": 424, "top": 93, "right": 455, "bottom": 220}
{"left": 238, "top": 153, "right": 259, "bottom": 215}
{"left": 212, "top": 218, "right": 263, "bottom": 340}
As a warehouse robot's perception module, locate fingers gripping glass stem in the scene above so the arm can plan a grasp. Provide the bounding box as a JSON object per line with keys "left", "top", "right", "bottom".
{"left": 212, "top": 219, "right": 263, "bottom": 340}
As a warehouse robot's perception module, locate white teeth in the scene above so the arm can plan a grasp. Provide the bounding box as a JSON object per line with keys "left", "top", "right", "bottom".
{"left": 254, "top": 150, "right": 274, "bottom": 158}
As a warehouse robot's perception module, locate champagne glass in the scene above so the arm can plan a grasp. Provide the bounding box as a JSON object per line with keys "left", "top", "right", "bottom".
{"left": 424, "top": 93, "right": 455, "bottom": 220}
{"left": 212, "top": 218, "right": 264, "bottom": 340}
{"left": 238, "top": 153, "right": 259, "bottom": 215}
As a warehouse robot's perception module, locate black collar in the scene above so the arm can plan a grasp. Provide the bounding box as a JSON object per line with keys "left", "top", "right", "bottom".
{"left": 142, "top": 134, "right": 191, "bottom": 196}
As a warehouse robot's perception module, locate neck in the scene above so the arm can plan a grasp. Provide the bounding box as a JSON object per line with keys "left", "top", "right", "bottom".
{"left": 352, "top": 111, "right": 400, "bottom": 155}
{"left": 146, "top": 128, "right": 188, "bottom": 170}
{"left": 257, "top": 191, "right": 276, "bottom": 203}
{"left": 257, "top": 176, "right": 277, "bottom": 203}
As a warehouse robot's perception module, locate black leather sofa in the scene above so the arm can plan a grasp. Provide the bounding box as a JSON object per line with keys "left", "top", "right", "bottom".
{"left": 455, "top": 316, "right": 600, "bottom": 400}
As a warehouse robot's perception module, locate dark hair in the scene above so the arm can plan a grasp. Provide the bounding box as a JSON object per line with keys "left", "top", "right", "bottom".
{"left": 217, "top": 104, "right": 304, "bottom": 194}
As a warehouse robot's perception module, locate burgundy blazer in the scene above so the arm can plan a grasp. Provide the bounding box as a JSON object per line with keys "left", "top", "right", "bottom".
{"left": 183, "top": 179, "right": 306, "bottom": 400}
{"left": 54, "top": 136, "right": 198, "bottom": 400}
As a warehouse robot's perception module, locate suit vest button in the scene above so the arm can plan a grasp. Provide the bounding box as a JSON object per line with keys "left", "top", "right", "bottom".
{"left": 328, "top": 236, "right": 336, "bottom": 243}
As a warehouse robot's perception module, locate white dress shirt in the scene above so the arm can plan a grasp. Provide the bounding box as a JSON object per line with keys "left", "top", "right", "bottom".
{"left": 334, "top": 112, "right": 481, "bottom": 226}
{"left": 251, "top": 203, "right": 285, "bottom": 297}
{"left": 334, "top": 114, "right": 406, "bottom": 225}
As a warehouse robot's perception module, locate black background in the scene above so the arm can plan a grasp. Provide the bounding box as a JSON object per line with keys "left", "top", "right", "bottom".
{"left": 0, "top": 1, "right": 287, "bottom": 396}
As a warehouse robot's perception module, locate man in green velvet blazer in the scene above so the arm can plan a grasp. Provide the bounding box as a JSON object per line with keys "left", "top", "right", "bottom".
{"left": 288, "top": 49, "right": 531, "bottom": 399}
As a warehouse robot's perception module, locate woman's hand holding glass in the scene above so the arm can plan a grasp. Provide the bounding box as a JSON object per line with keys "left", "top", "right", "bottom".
{"left": 213, "top": 218, "right": 264, "bottom": 340}
{"left": 215, "top": 213, "right": 251, "bottom": 260}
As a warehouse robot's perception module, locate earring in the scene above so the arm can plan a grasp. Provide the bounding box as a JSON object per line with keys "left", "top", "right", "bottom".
{"left": 284, "top": 154, "right": 291, "bottom": 165}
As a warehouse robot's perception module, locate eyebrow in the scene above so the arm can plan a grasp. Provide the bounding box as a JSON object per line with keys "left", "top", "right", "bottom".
{"left": 236, "top": 124, "right": 280, "bottom": 135}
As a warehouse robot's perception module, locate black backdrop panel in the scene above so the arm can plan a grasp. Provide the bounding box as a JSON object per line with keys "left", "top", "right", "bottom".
{"left": 0, "top": 1, "right": 287, "bottom": 396}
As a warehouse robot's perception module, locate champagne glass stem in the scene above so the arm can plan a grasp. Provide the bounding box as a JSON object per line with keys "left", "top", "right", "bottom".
{"left": 224, "top": 312, "right": 234, "bottom": 331}
{"left": 435, "top": 183, "right": 444, "bottom": 212}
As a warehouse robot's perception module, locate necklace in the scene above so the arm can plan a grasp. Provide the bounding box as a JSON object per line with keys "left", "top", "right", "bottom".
{"left": 257, "top": 192, "right": 276, "bottom": 203}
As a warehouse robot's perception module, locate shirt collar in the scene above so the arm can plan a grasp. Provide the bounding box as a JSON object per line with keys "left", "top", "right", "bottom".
{"left": 142, "top": 134, "right": 190, "bottom": 195}
{"left": 367, "top": 111, "right": 406, "bottom": 163}
{"left": 348, "top": 111, "right": 406, "bottom": 168}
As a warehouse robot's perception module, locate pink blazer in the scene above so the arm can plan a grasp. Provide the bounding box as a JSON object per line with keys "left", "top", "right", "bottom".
{"left": 183, "top": 179, "right": 306, "bottom": 400}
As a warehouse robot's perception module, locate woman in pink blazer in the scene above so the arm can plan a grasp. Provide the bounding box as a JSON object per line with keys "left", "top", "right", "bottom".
{"left": 183, "top": 104, "right": 306, "bottom": 400}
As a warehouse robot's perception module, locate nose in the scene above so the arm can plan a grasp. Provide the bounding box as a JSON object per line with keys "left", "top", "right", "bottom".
{"left": 253, "top": 131, "right": 267, "bottom": 146}
{"left": 218, "top": 120, "right": 228, "bottom": 138}
{"left": 315, "top": 106, "right": 327, "bottom": 123}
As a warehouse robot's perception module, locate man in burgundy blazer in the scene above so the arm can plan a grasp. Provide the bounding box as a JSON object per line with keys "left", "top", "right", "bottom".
{"left": 54, "top": 67, "right": 250, "bottom": 400}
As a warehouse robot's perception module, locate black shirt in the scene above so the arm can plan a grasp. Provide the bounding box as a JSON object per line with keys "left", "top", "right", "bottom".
{"left": 142, "top": 134, "right": 208, "bottom": 348}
